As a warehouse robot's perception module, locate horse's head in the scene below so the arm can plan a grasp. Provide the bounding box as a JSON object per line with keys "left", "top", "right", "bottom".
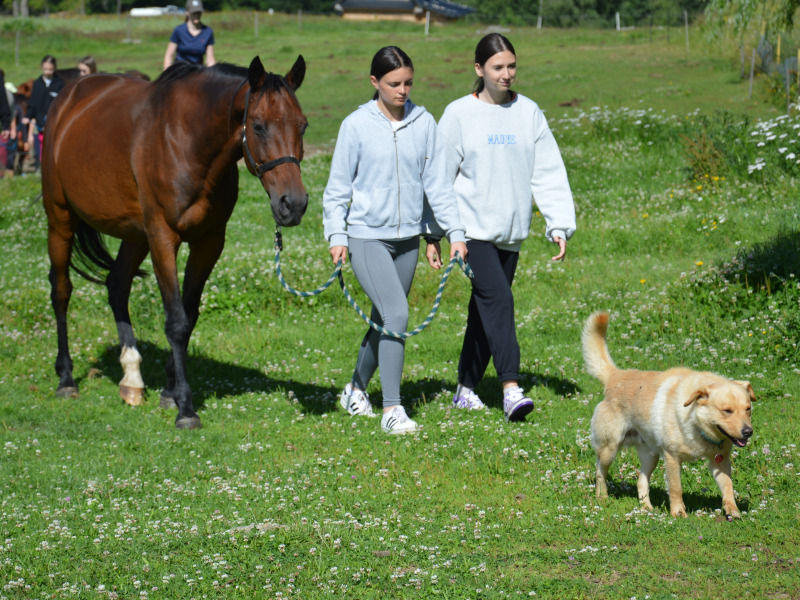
{"left": 243, "top": 55, "right": 309, "bottom": 227}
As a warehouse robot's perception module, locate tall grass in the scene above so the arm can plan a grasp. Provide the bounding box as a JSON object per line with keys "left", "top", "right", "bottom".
{"left": 1, "top": 16, "right": 800, "bottom": 600}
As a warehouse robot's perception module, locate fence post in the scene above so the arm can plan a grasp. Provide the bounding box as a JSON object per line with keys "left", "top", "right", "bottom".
{"left": 425, "top": 10, "right": 430, "bottom": 36}
{"left": 615, "top": 12, "right": 620, "bottom": 31}
{"left": 740, "top": 45, "right": 745, "bottom": 78}
{"left": 684, "top": 10, "right": 689, "bottom": 53}
{"left": 749, "top": 48, "right": 755, "bottom": 99}
{"left": 538, "top": 0, "right": 543, "bottom": 29}
{"left": 255, "top": 10, "right": 258, "bottom": 38}
{"left": 786, "top": 61, "right": 791, "bottom": 115}
{"left": 298, "top": 9, "right": 302, "bottom": 32}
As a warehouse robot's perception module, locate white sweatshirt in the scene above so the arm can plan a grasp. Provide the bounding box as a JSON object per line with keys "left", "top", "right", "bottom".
{"left": 434, "top": 93, "right": 576, "bottom": 252}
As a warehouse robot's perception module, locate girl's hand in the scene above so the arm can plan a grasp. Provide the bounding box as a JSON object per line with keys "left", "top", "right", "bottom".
{"left": 551, "top": 236, "right": 567, "bottom": 261}
{"left": 330, "top": 245, "right": 348, "bottom": 266}
{"left": 450, "top": 241, "right": 468, "bottom": 262}
{"left": 426, "top": 240, "right": 442, "bottom": 269}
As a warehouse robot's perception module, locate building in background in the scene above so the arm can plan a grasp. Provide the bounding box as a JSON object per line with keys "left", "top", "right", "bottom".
{"left": 334, "top": 0, "right": 474, "bottom": 22}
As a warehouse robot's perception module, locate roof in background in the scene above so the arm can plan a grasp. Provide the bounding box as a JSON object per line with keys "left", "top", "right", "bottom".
{"left": 337, "top": 0, "right": 475, "bottom": 18}
{"left": 416, "top": 0, "right": 474, "bottom": 18}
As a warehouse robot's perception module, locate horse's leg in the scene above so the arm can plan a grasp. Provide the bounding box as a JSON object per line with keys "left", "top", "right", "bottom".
{"left": 146, "top": 228, "right": 202, "bottom": 429}
{"left": 48, "top": 224, "right": 78, "bottom": 397}
{"left": 107, "top": 241, "right": 150, "bottom": 406}
{"left": 160, "top": 234, "right": 226, "bottom": 412}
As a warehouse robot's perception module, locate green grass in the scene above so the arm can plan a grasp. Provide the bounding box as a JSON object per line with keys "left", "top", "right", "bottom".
{"left": 2, "top": 14, "right": 800, "bottom": 600}
{"left": 0, "top": 12, "right": 790, "bottom": 147}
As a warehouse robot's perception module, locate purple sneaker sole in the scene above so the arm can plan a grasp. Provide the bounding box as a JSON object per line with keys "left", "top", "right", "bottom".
{"left": 505, "top": 399, "right": 534, "bottom": 422}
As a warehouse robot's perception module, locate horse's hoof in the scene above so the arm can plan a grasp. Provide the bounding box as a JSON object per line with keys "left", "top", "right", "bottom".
{"left": 160, "top": 393, "right": 177, "bottom": 410}
{"left": 120, "top": 385, "right": 145, "bottom": 406}
{"left": 56, "top": 386, "right": 79, "bottom": 398}
{"left": 175, "top": 415, "right": 202, "bottom": 429}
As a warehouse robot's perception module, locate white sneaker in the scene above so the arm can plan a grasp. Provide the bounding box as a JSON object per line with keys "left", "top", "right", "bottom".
{"left": 339, "top": 383, "right": 377, "bottom": 417}
{"left": 381, "top": 405, "right": 419, "bottom": 435}
{"left": 452, "top": 388, "right": 486, "bottom": 410}
{"left": 503, "top": 386, "right": 534, "bottom": 422}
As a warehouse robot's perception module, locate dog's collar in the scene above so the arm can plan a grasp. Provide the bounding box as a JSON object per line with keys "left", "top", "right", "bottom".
{"left": 700, "top": 430, "right": 723, "bottom": 448}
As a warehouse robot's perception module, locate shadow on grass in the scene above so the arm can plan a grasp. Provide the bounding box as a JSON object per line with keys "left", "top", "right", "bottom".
{"left": 605, "top": 480, "right": 751, "bottom": 515}
{"left": 92, "top": 341, "right": 340, "bottom": 416}
{"left": 428, "top": 374, "right": 581, "bottom": 411}
{"left": 90, "top": 343, "right": 580, "bottom": 419}
{"left": 721, "top": 225, "right": 800, "bottom": 292}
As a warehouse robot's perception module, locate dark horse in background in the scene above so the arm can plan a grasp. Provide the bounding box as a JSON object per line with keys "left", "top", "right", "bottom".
{"left": 41, "top": 56, "right": 309, "bottom": 429}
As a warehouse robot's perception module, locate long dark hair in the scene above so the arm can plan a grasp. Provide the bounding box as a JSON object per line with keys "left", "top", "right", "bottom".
{"left": 370, "top": 46, "right": 413, "bottom": 100}
{"left": 41, "top": 54, "right": 57, "bottom": 69}
{"left": 472, "top": 33, "right": 516, "bottom": 94}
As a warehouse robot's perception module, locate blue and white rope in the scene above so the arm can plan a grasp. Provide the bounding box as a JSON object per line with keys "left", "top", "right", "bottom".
{"left": 337, "top": 252, "right": 472, "bottom": 339}
{"left": 274, "top": 227, "right": 473, "bottom": 338}
{"left": 273, "top": 229, "right": 341, "bottom": 297}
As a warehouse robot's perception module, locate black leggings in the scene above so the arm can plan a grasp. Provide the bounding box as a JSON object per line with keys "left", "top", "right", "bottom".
{"left": 458, "top": 240, "right": 520, "bottom": 388}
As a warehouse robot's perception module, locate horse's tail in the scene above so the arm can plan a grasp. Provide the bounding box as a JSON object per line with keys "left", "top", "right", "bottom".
{"left": 70, "top": 222, "right": 146, "bottom": 284}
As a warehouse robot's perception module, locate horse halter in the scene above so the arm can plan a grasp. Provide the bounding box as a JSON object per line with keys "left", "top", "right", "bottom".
{"left": 240, "top": 86, "right": 301, "bottom": 177}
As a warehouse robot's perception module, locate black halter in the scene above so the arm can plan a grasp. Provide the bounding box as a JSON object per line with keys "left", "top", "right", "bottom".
{"left": 240, "top": 85, "right": 301, "bottom": 177}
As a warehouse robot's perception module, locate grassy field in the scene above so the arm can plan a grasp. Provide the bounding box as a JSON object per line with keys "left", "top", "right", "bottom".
{"left": 0, "top": 12, "right": 790, "bottom": 144}
{"left": 2, "top": 13, "right": 800, "bottom": 600}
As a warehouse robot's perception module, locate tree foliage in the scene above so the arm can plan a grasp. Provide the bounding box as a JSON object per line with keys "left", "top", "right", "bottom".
{"left": 704, "top": 0, "right": 800, "bottom": 39}
{"left": 0, "top": 0, "right": 712, "bottom": 23}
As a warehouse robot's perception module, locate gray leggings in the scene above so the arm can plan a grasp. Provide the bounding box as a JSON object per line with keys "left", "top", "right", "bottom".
{"left": 348, "top": 237, "right": 419, "bottom": 408}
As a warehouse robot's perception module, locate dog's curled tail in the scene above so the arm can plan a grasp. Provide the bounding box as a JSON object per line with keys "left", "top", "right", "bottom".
{"left": 581, "top": 311, "right": 617, "bottom": 386}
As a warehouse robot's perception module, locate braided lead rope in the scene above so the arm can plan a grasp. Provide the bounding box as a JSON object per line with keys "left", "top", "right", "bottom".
{"left": 337, "top": 253, "right": 472, "bottom": 339}
{"left": 274, "top": 229, "right": 341, "bottom": 297}
{"left": 274, "top": 227, "right": 473, "bottom": 337}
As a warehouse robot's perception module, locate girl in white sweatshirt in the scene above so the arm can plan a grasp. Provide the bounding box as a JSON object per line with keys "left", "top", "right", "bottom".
{"left": 323, "top": 46, "right": 467, "bottom": 434}
{"left": 427, "top": 33, "right": 576, "bottom": 422}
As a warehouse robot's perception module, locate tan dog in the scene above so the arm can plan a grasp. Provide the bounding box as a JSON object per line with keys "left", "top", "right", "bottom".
{"left": 582, "top": 312, "right": 755, "bottom": 518}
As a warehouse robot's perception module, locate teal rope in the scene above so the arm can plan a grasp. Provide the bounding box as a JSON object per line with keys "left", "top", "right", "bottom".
{"left": 274, "top": 227, "right": 473, "bottom": 338}
{"left": 274, "top": 229, "right": 341, "bottom": 297}
{"left": 337, "top": 252, "right": 472, "bottom": 339}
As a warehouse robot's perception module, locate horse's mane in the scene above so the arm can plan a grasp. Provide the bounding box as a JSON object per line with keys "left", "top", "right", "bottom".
{"left": 155, "top": 61, "right": 290, "bottom": 93}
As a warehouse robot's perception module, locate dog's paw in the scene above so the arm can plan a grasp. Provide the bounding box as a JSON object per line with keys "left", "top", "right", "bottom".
{"left": 670, "top": 505, "right": 688, "bottom": 518}
{"left": 724, "top": 502, "right": 742, "bottom": 519}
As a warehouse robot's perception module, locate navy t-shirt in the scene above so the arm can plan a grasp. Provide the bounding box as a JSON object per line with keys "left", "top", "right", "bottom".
{"left": 169, "top": 23, "right": 215, "bottom": 64}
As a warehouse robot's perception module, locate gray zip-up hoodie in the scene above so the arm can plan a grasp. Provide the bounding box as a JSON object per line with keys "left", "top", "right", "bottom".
{"left": 323, "top": 99, "right": 466, "bottom": 248}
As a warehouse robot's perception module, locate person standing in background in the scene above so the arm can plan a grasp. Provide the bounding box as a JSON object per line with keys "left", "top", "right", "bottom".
{"left": 22, "top": 55, "right": 64, "bottom": 171}
{"left": 163, "top": 0, "right": 216, "bottom": 70}
{"left": 78, "top": 56, "right": 98, "bottom": 76}
{"left": 0, "top": 69, "right": 11, "bottom": 177}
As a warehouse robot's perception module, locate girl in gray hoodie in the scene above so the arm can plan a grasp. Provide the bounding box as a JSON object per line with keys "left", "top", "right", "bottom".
{"left": 323, "top": 46, "right": 467, "bottom": 435}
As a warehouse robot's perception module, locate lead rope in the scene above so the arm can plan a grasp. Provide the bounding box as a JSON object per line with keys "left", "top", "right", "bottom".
{"left": 273, "top": 229, "right": 341, "bottom": 296}
{"left": 274, "top": 227, "right": 473, "bottom": 338}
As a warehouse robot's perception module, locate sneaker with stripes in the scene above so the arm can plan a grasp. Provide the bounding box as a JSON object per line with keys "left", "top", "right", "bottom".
{"left": 339, "top": 383, "right": 377, "bottom": 417}
{"left": 380, "top": 405, "right": 419, "bottom": 434}
{"left": 452, "top": 388, "right": 486, "bottom": 410}
{"left": 503, "top": 386, "right": 534, "bottom": 422}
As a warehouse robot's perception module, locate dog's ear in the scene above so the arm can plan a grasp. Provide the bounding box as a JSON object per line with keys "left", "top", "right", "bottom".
{"left": 684, "top": 388, "right": 708, "bottom": 407}
{"left": 734, "top": 380, "right": 756, "bottom": 402}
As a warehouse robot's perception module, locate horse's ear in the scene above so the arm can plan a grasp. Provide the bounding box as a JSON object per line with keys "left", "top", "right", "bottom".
{"left": 285, "top": 55, "right": 305, "bottom": 91}
{"left": 248, "top": 56, "right": 267, "bottom": 90}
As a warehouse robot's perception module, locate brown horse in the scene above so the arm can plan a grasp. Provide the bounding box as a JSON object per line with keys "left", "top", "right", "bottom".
{"left": 42, "top": 56, "right": 309, "bottom": 429}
